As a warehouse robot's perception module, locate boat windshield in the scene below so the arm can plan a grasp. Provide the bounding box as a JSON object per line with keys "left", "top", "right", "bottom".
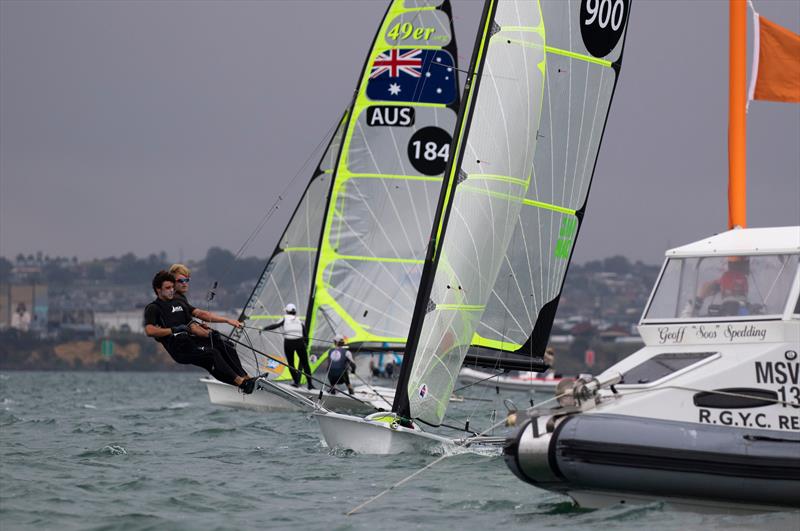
{"left": 644, "top": 254, "right": 799, "bottom": 321}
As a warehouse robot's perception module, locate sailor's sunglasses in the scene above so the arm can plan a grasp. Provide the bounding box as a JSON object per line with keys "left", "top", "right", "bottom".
{"left": 176, "top": 278, "right": 191, "bottom": 284}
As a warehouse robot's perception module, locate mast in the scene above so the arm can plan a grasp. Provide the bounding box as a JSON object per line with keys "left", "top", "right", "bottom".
{"left": 728, "top": 0, "right": 747, "bottom": 229}
{"left": 392, "top": 0, "right": 497, "bottom": 419}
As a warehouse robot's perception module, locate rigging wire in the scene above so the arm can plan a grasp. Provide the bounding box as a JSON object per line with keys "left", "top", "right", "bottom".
{"left": 452, "top": 369, "right": 508, "bottom": 393}
{"left": 350, "top": 370, "right": 394, "bottom": 409}
{"left": 309, "top": 306, "right": 401, "bottom": 404}
{"left": 237, "top": 322, "right": 480, "bottom": 413}
{"left": 344, "top": 407, "right": 531, "bottom": 517}
{"left": 240, "top": 324, "right": 495, "bottom": 413}
{"left": 213, "top": 326, "right": 384, "bottom": 412}
{"left": 345, "top": 381, "right": 601, "bottom": 517}
{"left": 346, "top": 377, "right": 800, "bottom": 516}
{"left": 207, "top": 106, "right": 349, "bottom": 294}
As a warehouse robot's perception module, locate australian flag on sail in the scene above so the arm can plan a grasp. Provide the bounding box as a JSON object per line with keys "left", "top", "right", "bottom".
{"left": 366, "top": 48, "right": 456, "bottom": 105}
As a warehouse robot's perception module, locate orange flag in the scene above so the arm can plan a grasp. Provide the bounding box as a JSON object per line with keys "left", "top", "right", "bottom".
{"left": 751, "top": 16, "right": 800, "bottom": 103}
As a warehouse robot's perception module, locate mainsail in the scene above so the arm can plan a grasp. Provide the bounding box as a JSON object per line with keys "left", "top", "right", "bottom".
{"left": 395, "top": 0, "right": 631, "bottom": 425}
{"left": 235, "top": 111, "right": 349, "bottom": 378}
{"left": 305, "top": 0, "right": 462, "bottom": 355}
{"left": 472, "top": 0, "right": 631, "bottom": 365}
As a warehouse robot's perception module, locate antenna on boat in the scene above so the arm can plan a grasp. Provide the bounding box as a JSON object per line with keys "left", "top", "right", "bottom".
{"left": 729, "top": 0, "right": 747, "bottom": 230}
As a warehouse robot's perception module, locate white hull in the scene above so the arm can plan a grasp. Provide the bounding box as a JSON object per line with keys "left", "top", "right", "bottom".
{"left": 315, "top": 411, "right": 454, "bottom": 454}
{"left": 459, "top": 367, "right": 560, "bottom": 392}
{"left": 201, "top": 377, "right": 394, "bottom": 414}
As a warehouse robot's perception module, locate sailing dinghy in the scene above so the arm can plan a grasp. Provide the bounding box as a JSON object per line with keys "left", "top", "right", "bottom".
{"left": 202, "top": 110, "right": 393, "bottom": 413}
{"left": 505, "top": 0, "right": 800, "bottom": 512}
{"left": 317, "top": 0, "right": 627, "bottom": 454}
{"left": 206, "top": 0, "right": 464, "bottom": 413}
{"left": 201, "top": 109, "right": 400, "bottom": 413}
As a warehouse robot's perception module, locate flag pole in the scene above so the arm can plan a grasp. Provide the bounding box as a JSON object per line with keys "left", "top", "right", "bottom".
{"left": 729, "top": 0, "right": 747, "bottom": 229}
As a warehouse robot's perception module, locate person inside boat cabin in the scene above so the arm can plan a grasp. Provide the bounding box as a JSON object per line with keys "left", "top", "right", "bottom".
{"left": 144, "top": 270, "right": 256, "bottom": 393}
{"left": 327, "top": 335, "right": 356, "bottom": 396}
{"left": 695, "top": 256, "right": 750, "bottom": 315}
{"left": 261, "top": 303, "right": 315, "bottom": 390}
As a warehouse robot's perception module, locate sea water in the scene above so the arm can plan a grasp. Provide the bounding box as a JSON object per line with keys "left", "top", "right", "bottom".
{"left": 1, "top": 371, "right": 797, "bottom": 530}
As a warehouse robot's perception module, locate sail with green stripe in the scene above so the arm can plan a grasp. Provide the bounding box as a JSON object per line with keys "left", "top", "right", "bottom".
{"left": 472, "top": 0, "right": 630, "bottom": 365}
{"left": 394, "top": 0, "right": 630, "bottom": 425}
{"left": 305, "top": 0, "right": 462, "bottom": 357}
{"left": 235, "top": 110, "right": 348, "bottom": 379}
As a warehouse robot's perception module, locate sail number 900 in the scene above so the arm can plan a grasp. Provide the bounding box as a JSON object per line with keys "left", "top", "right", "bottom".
{"left": 580, "top": 0, "right": 628, "bottom": 58}
{"left": 407, "top": 126, "right": 452, "bottom": 176}
{"left": 584, "top": 0, "right": 625, "bottom": 31}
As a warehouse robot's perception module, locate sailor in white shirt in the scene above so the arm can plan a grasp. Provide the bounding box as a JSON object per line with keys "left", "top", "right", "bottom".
{"left": 262, "top": 303, "right": 315, "bottom": 389}
{"left": 327, "top": 334, "right": 356, "bottom": 395}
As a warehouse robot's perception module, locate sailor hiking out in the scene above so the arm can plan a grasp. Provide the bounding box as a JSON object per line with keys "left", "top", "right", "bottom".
{"left": 168, "top": 263, "right": 248, "bottom": 379}
{"left": 262, "top": 303, "right": 315, "bottom": 389}
{"left": 144, "top": 270, "right": 256, "bottom": 393}
{"left": 327, "top": 335, "right": 356, "bottom": 395}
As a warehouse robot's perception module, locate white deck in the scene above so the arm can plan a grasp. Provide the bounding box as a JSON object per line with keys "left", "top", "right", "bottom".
{"left": 201, "top": 377, "right": 394, "bottom": 414}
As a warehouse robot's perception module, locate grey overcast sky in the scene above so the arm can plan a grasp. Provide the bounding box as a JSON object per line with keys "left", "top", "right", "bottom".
{"left": 1, "top": 0, "right": 798, "bottom": 265}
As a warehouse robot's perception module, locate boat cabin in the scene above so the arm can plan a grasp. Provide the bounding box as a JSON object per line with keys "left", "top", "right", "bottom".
{"left": 641, "top": 227, "right": 800, "bottom": 326}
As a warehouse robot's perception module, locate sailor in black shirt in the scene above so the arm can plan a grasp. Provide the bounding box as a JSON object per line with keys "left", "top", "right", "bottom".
{"left": 144, "top": 270, "right": 256, "bottom": 393}
{"left": 168, "top": 263, "right": 247, "bottom": 379}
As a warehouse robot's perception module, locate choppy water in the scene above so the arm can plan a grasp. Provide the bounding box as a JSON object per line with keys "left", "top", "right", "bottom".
{"left": 1, "top": 371, "right": 797, "bottom": 530}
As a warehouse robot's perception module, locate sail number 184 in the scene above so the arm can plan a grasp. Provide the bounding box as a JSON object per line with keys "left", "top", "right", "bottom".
{"left": 411, "top": 141, "right": 448, "bottom": 163}
{"left": 407, "top": 126, "right": 452, "bottom": 176}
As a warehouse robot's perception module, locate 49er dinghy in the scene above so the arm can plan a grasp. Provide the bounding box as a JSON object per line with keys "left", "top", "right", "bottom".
{"left": 207, "top": 0, "right": 465, "bottom": 413}
{"left": 202, "top": 110, "right": 398, "bottom": 413}
{"left": 316, "top": 0, "right": 628, "bottom": 453}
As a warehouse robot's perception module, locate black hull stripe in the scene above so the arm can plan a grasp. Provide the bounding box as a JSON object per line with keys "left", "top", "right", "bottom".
{"left": 558, "top": 440, "right": 800, "bottom": 481}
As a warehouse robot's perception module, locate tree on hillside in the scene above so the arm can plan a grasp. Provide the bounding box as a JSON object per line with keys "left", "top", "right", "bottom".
{"left": 87, "top": 261, "right": 106, "bottom": 281}
{"left": 43, "top": 260, "right": 74, "bottom": 285}
{"left": 110, "top": 253, "right": 168, "bottom": 285}
{"left": 584, "top": 259, "right": 603, "bottom": 273}
{"left": 602, "top": 255, "right": 631, "bottom": 274}
{"left": 205, "top": 247, "right": 236, "bottom": 281}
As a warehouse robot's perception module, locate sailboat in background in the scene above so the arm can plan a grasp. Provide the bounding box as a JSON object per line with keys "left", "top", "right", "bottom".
{"left": 304, "top": 0, "right": 462, "bottom": 364}
{"left": 316, "top": 0, "right": 631, "bottom": 454}
{"left": 203, "top": 109, "right": 395, "bottom": 412}
{"left": 505, "top": 0, "right": 800, "bottom": 511}
{"left": 204, "top": 0, "right": 465, "bottom": 413}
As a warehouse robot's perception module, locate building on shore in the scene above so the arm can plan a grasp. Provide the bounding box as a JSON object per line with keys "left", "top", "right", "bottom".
{"left": 0, "top": 283, "right": 48, "bottom": 332}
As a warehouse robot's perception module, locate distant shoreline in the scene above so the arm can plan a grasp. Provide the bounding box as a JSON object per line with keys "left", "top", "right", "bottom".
{"left": 0, "top": 331, "right": 197, "bottom": 372}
